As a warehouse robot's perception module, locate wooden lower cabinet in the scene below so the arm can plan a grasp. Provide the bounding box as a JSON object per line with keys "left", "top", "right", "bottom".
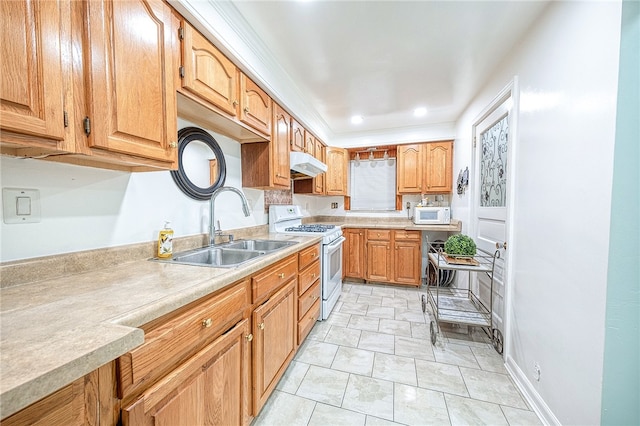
{"left": 2, "top": 362, "right": 119, "bottom": 426}
{"left": 343, "top": 228, "right": 366, "bottom": 279}
{"left": 366, "top": 239, "right": 393, "bottom": 282}
{"left": 344, "top": 228, "right": 422, "bottom": 287}
{"left": 122, "top": 319, "right": 251, "bottom": 426}
{"left": 393, "top": 232, "right": 422, "bottom": 286}
{"left": 252, "top": 280, "right": 297, "bottom": 415}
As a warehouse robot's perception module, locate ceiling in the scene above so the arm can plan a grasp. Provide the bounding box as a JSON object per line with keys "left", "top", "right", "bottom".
{"left": 178, "top": 1, "right": 549, "bottom": 147}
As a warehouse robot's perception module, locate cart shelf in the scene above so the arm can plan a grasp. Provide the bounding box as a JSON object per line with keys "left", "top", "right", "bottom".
{"left": 422, "top": 241, "right": 503, "bottom": 353}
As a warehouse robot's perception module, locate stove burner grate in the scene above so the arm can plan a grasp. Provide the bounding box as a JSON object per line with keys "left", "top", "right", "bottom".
{"left": 284, "top": 224, "right": 336, "bottom": 233}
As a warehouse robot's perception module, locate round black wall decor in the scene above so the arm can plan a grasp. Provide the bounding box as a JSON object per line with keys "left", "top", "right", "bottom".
{"left": 170, "top": 126, "right": 227, "bottom": 201}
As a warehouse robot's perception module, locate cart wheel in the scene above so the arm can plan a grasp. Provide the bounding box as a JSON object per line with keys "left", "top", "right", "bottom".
{"left": 430, "top": 321, "right": 437, "bottom": 345}
{"left": 492, "top": 328, "right": 504, "bottom": 354}
{"left": 421, "top": 294, "right": 427, "bottom": 313}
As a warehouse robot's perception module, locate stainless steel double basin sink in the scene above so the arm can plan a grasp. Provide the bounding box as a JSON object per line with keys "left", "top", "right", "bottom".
{"left": 158, "top": 239, "right": 297, "bottom": 268}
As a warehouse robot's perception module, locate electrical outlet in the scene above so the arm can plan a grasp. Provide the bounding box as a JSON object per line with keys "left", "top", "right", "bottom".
{"left": 533, "top": 363, "right": 541, "bottom": 381}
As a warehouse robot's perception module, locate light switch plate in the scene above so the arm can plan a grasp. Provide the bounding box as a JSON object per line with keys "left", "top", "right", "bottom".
{"left": 2, "top": 188, "right": 41, "bottom": 224}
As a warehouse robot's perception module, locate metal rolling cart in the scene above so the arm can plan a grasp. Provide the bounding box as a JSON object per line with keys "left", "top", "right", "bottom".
{"left": 422, "top": 240, "right": 503, "bottom": 354}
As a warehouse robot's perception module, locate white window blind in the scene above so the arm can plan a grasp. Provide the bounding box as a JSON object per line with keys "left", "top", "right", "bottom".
{"left": 349, "top": 159, "right": 396, "bottom": 210}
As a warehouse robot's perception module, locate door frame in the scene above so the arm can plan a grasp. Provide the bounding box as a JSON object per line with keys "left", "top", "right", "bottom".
{"left": 469, "top": 77, "right": 519, "bottom": 359}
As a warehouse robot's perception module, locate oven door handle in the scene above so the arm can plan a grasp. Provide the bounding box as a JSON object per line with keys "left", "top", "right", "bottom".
{"left": 325, "top": 236, "right": 346, "bottom": 251}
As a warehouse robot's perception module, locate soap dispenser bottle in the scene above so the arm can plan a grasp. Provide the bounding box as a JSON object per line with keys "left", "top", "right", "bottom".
{"left": 157, "top": 221, "right": 173, "bottom": 258}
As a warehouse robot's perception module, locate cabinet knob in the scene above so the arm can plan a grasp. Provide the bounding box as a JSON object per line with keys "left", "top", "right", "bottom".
{"left": 170, "top": 142, "right": 177, "bottom": 148}
{"left": 202, "top": 318, "right": 212, "bottom": 328}
{"left": 246, "top": 333, "right": 253, "bottom": 342}
{"left": 244, "top": 107, "right": 250, "bottom": 113}
{"left": 233, "top": 100, "right": 239, "bottom": 107}
{"left": 311, "top": 273, "right": 316, "bottom": 278}
{"left": 258, "top": 322, "right": 265, "bottom": 330}
{"left": 278, "top": 273, "right": 285, "bottom": 279}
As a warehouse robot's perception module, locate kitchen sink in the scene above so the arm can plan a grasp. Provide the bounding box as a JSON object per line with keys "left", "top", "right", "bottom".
{"left": 157, "top": 239, "right": 297, "bottom": 268}
{"left": 169, "top": 247, "right": 263, "bottom": 268}
{"left": 224, "top": 239, "right": 297, "bottom": 252}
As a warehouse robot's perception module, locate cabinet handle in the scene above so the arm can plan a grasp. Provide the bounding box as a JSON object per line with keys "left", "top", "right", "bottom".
{"left": 278, "top": 273, "right": 285, "bottom": 279}
{"left": 246, "top": 333, "right": 253, "bottom": 342}
{"left": 202, "top": 318, "right": 212, "bottom": 328}
{"left": 258, "top": 322, "right": 265, "bottom": 330}
{"left": 244, "top": 107, "right": 250, "bottom": 113}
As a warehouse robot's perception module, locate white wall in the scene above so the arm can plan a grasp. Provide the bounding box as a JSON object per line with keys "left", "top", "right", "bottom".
{"left": 0, "top": 119, "right": 266, "bottom": 262}
{"left": 451, "top": 2, "right": 622, "bottom": 424}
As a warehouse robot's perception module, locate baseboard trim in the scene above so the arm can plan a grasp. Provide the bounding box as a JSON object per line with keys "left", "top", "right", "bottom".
{"left": 505, "top": 355, "right": 561, "bottom": 426}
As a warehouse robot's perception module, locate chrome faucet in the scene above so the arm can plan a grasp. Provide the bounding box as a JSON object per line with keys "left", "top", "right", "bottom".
{"left": 209, "top": 186, "right": 251, "bottom": 246}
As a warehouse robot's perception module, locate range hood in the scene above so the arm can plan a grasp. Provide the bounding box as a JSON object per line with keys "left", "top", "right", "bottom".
{"left": 290, "top": 151, "right": 327, "bottom": 179}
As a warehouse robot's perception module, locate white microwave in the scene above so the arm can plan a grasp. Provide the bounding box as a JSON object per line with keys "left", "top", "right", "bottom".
{"left": 413, "top": 206, "right": 451, "bottom": 225}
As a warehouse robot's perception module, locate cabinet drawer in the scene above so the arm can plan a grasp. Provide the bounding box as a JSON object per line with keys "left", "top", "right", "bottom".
{"left": 299, "top": 244, "right": 320, "bottom": 270}
{"left": 118, "top": 280, "right": 249, "bottom": 397}
{"left": 252, "top": 255, "right": 298, "bottom": 303}
{"left": 298, "top": 259, "right": 320, "bottom": 296}
{"left": 298, "top": 299, "right": 320, "bottom": 344}
{"left": 298, "top": 279, "right": 320, "bottom": 320}
{"left": 394, "top": 230, "right": 421, "bottom": 241}
{"left": 366, "top": 229, "right": 391, "bottom": 241}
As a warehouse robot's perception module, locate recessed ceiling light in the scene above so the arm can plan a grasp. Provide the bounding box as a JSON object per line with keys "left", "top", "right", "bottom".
{"left": 351, "top": 115, "right": 364, "bottom": 124}
{"left": 414, "top": 107, "right": 427, "bottom": 117}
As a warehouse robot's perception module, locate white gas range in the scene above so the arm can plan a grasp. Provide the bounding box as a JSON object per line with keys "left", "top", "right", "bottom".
{"left": 269, "top": 205, "right": 345, "bottom": 320}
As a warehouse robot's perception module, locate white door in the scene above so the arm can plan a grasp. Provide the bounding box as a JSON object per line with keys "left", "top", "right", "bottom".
{"left": 471, "top": 80, "right": 518, "bottom": 349}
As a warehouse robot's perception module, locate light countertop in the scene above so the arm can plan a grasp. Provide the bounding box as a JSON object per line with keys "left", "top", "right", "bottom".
{"left": 0, "top": 233, "right": 321, "bottom": 419}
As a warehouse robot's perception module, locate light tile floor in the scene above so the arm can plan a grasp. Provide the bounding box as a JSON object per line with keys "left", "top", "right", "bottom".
{"left": 253, "top": 282, "right": 542, "bottom": 426}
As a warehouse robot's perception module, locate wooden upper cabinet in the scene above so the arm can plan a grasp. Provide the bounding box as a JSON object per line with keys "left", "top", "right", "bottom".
{"left": 304, "top": 130, "right": 315, "bottom": 154}
{"left": 84, "top": 0, "right": 177, "bottom": 165}
{"left": 180, "top": 20, "right": 238, "bottom": 117}
{"left": 313, "top": 138, "right": 325, "bottom": 194}
{"left": 239, "top": 72, "right": 271, "bottom": 137}
{"left": 397, "top": 141, "right": 453, "bottom": 194}
{"left": 397, "top": 144, "right": 423, "bottom": 193}
{"left": 423, "top": 141, "right": 453, "bottom": 193}
{"left": 290, "top": 118, "right": 305, "bottom": 152}
{"left": 0, "top": 0, "right": 71, "bottom": 149}
{"left": 325, "top": 146, "right": 348, "bottom": 196}
{"left": 271, "top": 104, "right": 291, "bottom": 188}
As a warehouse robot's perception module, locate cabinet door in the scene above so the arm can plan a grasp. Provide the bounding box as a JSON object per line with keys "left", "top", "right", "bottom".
{"left": 252, "top": 280, "right": 296, "bottom": 414}
{"left": 290, "top": 118, "right": 305, "bottom": 152}
{"left": 239, "top": 72, "right": 271, "bottom": 136}
{"left": 84, "top": 0, "right": 177, "bottom": 164}
{"left": 394, "top": 241, "right": 422, "bottom": 286}
{"left": 313, "top": 138, "right": 325, "bottom": 194}
{"left": 0, "top": 0, "right": 66, "bottom": 142}
{"left": 271, "top": 104, "right": 291, "bottom": 188}
{"left": 181, "top": 21, "right": 238, "bottom": 117}
{"left": 325, "top": 146, "right": 348, "bottom": 195}
{"left": 123, "top": 320, "right": 251, "bottom": 426}
{"left": 366, "top": 240, "right": 392, "bottom": 283}
{"left": 397, "top": 144, "right": 423, "bottom": 193}
{"left": 344, "top": 228, "right": 366, "bottom": 279}
{"left": 423, "top": 141, "right": 453, "bottom": 193}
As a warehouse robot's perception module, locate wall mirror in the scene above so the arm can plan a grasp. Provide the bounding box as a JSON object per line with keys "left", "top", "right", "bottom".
{"left": 171, "top": 126, "right": 227, "bottom": 200}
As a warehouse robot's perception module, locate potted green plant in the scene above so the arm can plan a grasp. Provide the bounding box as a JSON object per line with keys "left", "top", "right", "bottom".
{"left": 444, "top": 234, "right": 477, "bottom": 257}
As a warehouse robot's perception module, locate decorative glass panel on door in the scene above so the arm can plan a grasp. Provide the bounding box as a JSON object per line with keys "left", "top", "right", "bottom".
{"left": 480, "top": 114, "right": 508, "bottom": 207}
